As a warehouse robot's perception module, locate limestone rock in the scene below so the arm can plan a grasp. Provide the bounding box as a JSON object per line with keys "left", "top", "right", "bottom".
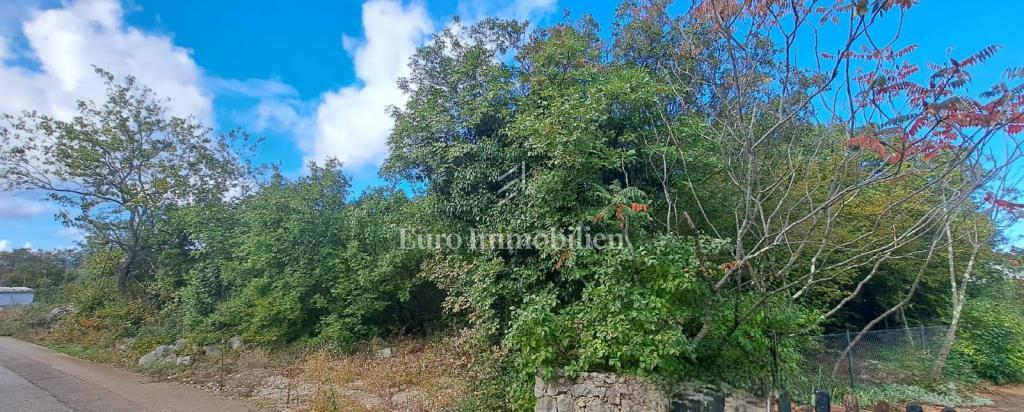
{"left": 228, "top": 336, "right": 244, "bottom": 350}
{"left": 203, "top": 344, "right": 223, "bottom": 358}
{"left": 138, "top": 344, "right": 176, "bottom": 367}
{"left": 47, "top": 305, "right": 74, "bottom": 322}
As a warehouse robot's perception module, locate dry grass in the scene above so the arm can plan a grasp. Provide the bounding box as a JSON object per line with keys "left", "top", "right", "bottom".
{"left": 300, "top": 338, "right": 471, "bottom": 411}
{"left": 151, "top": 336, "right": 471, "bottom": 411}
{"left": 0, "top": 307, "right": 34, "bottom": 336}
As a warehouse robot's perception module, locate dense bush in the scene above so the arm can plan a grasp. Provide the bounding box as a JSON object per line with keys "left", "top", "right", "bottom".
{"left": 4, "top": 2, "right": 1023, "bottom": 411}
{"left": 948, "top": 278, "right": 1024, "bottom": 384}
{"left": 174, "top": 161, "right": 437, "bottom": 347}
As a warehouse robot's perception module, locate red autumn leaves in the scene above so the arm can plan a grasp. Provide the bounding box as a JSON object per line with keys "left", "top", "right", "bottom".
{"left": 847, "top": 44, "right": 1024, "bottom": 165}
{"left": 984, "top": 192, "right": 1024, "bottom": 211}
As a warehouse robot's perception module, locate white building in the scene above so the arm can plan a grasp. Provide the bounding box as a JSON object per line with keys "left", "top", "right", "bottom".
{"left": 0, "top": 287, "right": 35, "bottom": 307}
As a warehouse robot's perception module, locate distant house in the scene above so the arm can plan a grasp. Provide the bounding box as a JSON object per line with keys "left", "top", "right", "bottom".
{"left": 0, "top": 287, "right": 34, "bottom": 307}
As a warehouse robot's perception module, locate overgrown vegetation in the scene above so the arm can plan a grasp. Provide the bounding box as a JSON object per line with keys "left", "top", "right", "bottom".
{"left": 2, "top": 0, "right": 1024, "bottom": 410}
{"left": 947, "top": 274, "right": 1024, "bottom": 384}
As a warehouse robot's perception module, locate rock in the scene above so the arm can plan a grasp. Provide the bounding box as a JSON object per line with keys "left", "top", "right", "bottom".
{"left": 175, "top": 356, "right": 193, "bottom": 366}
{"left": 535, "top": 370, "right": 668, "bottom": 411}
{"left": 47, "top": 305, "right": 73, "bottom": 322}
{"left": 554, "top": 395, "right": 573, "bottom": 412}
{"left": 138, "top": 344, "right": 176, "bottom": 367}
{"left": 202, "top": 344, "right": 223, "bottom": 358}
{"left": 228, "top": 336, "right": 244, "bottom": 350}
{"left": 569, "top": 379, "right": 601, "bottom": 397}
{"left": 535, "top": 396, "right": 556, "bottom": 412}
{"left": 375, "top": 347, "right": 392, "bottom": 358}
{"left": 251, "top": 375, "right": 316, "bottom": 405}
{"left": 390, "top": 388, "right": 426, "bottom": 409}
{"left": 116, "top": 337, "right": 135, "bottom": 353}
{"left": 172, "top": 338, "right": 188, "bottom": 353}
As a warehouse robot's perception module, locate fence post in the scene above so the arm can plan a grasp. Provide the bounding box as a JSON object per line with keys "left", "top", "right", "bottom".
{"left": 844, "top": 330, "right": 856, "bottom": 391}
{"left": 778, "top": 391, "right": 791, "bottom": 412}
{"left": 919, "top": 325, "right": 926, "bottom": 351}
{"left": 814, "top": 390, "right": 830, "bottom": 412}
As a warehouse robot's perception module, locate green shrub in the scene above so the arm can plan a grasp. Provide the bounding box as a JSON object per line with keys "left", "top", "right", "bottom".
{"left": 499, "top": 236, "right": 818, "bottom": 409}
{"left": 948, "top": 280, "right": 1024, "bottom": 384}
{"left": 177, "top": 164, "right": 434, "bottom": 348}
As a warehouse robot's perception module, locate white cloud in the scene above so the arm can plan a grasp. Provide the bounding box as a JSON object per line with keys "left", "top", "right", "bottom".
{"left": 0, "top": 193, "right": 49, "bottom": 219}
{"left": 297, "top": 0, "right": 557, "bottom": 169}
{"left": 207, "top": 77, "right": 298, "bottom": 100}
{"left": 301, "top": 0, "right": 433, "bottom": 168}
{"left": 0, "top": 0, "right": 559, "bottom": 174}
{"left": 56, "top": 227, "right": 85, "bottom": 242}
{"left": 21, "top": 242, "right": 32, "bottom": 250}
{"left": 0, "top": 240, "right": 10, "bottom": 252}
{"left": 207, "top": 76, "right": 314, "bottom": 137}
{"left": 0, "top": 0, "right": 211, "bottom": 122}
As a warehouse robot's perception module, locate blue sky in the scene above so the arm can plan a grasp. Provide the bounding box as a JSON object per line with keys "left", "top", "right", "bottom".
{"left": 0, "top": 0, "right": 1022, "bottom": 251}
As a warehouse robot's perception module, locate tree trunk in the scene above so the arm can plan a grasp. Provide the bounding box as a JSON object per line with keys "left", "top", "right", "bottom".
{"left": 116, "top": 248, "right": 135, "bottom": 295}
{"left": 933, "top": 299, "right": 965, "bottom": 375}
{"left": 932, "top": 222, "right": 980, "bottom": 375}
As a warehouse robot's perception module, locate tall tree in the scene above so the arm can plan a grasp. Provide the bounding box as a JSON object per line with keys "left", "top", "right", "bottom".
{"left": 0, "top": 68, "right": 254, "bottom": 294}
{"left": 653, "top": 0, "right": 1024, "bottom": 345}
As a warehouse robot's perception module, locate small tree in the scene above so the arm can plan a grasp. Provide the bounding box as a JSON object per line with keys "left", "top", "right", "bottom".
{"left": 0, "top": 68, "right": 254, "bottom": 294}
{"left": 656, "top": 0, "right": 1024, "bottom": 346}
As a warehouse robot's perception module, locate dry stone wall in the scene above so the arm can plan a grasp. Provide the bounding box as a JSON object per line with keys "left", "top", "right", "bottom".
{"left": 534, "top": 371, "right": 758, "bottom": 412}
{"left": 534, "top": 371, "right": 668, "bottom": 411}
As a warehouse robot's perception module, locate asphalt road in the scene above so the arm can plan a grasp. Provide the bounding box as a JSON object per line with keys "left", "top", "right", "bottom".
{"left": 0, "top": 337, "right": 256, "bottom": 412}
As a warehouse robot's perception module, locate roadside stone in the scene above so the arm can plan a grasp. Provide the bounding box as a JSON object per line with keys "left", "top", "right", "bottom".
{"left": 375, "top": 347, "right": 393, "bottom": 358}
{"left": 228, "top": 336, "right": 244, "bottom": 350}
{"left": 138, "top": 344, "right": 176, "bottom": 367}
{"left": 250, "top": 374, "right": 316, "bottom": 405}
{"left": 47, "top": 305, "right": 74, "bottom": 322}
{"left": 390, "top": 388, "right": 426, "bottom": 409}
{"left": 203, "top": 344, "right": 223, "bottom": 358}
{"left": 175, "top": 356, "right": 193, "bottom": 366}
{"left": 172, "top": 338, "right": 188, "bottom": 353}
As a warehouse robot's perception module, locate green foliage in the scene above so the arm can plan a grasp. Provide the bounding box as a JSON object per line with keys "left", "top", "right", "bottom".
{"left": 947, "top": 278, "right": 1024, "bottom": 384}
{"left": 176, "top": 161, "right": 435, "bottom": 348}
{"left": 0, "top": 68, "right": 255, "bottom": 293}
{"left": 389, "top": 15, "right": 815, "bottom": 407}
{"left": 3, "top": 5, "right": 1020, "bottom": 411}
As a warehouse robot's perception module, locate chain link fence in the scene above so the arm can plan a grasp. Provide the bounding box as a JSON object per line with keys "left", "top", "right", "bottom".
{"left": 795, "top": 325, "right": 949, "bottom": 394}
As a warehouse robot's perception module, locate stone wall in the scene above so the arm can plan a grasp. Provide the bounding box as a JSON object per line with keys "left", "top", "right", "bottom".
{"left": 534, "top": 371, "right": 668, "bottom": 412}
{"left": 534, "top": 371, "right": 758, "bottom": 412}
